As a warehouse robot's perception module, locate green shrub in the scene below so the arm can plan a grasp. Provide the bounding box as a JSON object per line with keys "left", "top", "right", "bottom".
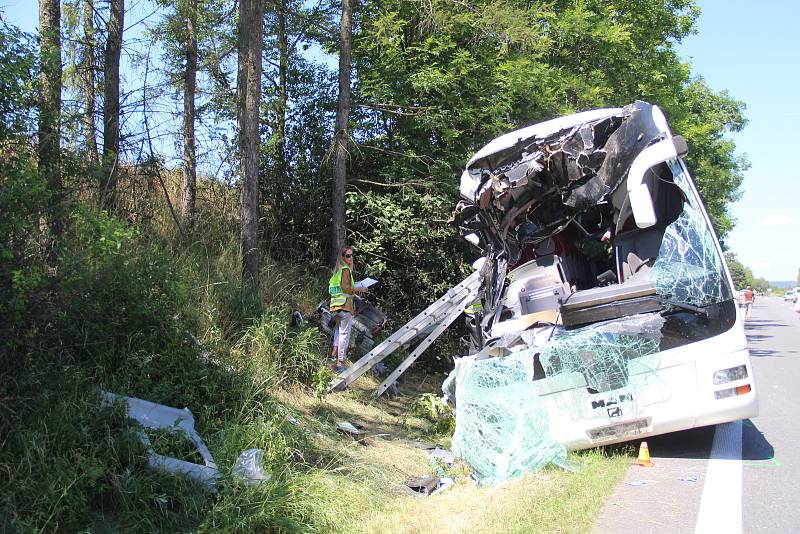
{"left": 409, "top": 392, "right": 456, "bottom": 436}
{"left": 0, "top": 155, "right": 50, "bottom": 361}
{"left": 53, "top": 208, "right": 193, "bottom": 370}
{"left": 233, "top": 310, "right": 325, "bottom": 388}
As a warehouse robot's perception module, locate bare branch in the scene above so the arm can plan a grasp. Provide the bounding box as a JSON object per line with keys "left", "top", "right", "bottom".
{"left": 355, "top": 101, "right": 437, "bottom": 116}
{"left": 141, "top": 39, "right": 185, "bottom": 238}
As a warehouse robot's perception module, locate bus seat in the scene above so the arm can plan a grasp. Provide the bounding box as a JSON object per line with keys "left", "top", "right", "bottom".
{"left": 614, "top": 225, "right": 665, "bottom": 282}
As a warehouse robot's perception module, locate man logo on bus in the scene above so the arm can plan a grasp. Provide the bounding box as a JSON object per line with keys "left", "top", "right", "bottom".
{"left": 591, "top": 393, "right": 633, "bottom": 410}
{"left": 607, "top": 406, "right": 623, "bottom": 418}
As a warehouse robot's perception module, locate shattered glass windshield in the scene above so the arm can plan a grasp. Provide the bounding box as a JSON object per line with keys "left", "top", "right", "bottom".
{"left": 539, "top": 313, "right": 664, "bottom": 394}
{"left": 649, "top": 160, "right": 730, "bottom": 306}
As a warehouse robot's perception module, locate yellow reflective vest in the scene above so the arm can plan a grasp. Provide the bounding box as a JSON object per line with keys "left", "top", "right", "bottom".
{"left": 329, "top": 266, "right": 353, "bottom": 311}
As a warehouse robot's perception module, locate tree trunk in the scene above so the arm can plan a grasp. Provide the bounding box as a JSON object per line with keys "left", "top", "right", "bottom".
{"left": 236, "top": 1, "right": 247, "bottom": 157}
{"left": 101, "top": 0, "right": 123, "bottom": 210}
{"left": 238, "top": 0, "right": 264, "bottom": 290}
{"left": 82, "top": 0, "right": 98, "bottom": 163}
{"left": 275, "top": 0, "right": 287, "bottom": 208}
{"left": 39, "top": 0, "right": 63, "bottom": 239}
{"left": 330, "top": 0, "right": 352, "bottom": 266}
{"left": 181, "top": 0, "right": 198, "bottom": 233}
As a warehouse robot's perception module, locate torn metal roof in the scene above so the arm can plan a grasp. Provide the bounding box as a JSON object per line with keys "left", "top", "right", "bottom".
{"left": 453, "top": 101, "right": 674, "bottom": 263}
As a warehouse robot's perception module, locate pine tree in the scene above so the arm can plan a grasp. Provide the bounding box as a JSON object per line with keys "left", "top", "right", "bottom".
{"left": 101, "top": 0, "right": 123, "bottom": 210}
{"left": 238, "top": 0, "right": 265, "bottom": 289}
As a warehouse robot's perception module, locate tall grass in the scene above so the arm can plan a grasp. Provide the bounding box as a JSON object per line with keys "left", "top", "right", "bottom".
{"left": 1, "top": 170, "right": 631, "bottom": 532}
{"left": 0, "top": 200, "right": 334, "bottom": 532}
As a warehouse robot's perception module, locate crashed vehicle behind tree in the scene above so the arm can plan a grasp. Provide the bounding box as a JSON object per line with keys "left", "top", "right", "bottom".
{"left": 446, "top": 101, "right": 758, "bottom": 481}
{"left": 313, "top": 297, "right": 387, "bottom": 356}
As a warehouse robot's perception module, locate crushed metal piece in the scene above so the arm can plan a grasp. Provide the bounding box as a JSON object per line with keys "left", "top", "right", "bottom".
{"left": 404, "top": 475, "right": 441, "bottom": 496}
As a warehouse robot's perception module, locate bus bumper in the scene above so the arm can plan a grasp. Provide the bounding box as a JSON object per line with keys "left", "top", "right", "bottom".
{"left": 539, "top": 347, "right": 759, "bottom": 451}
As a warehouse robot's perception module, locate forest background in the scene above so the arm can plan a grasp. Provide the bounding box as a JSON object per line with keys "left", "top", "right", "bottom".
{"left": 1, "top": 0, "right": 751, "bottom": 531}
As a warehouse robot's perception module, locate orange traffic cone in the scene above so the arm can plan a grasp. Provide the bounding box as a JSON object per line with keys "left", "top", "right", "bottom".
{"left": 636, "top": 441, "right": 654, "bottom": 467}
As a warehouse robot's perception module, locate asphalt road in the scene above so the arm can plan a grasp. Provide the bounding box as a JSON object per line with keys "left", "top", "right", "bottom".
{"left": 593, "top": 296, "right": 800, "bottom": 533}
{"left": 741, "top": 296, "right": 800, "bottom": 532}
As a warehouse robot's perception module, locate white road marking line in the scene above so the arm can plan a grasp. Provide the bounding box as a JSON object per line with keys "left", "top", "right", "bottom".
{"left": 695, "top": 420, "right": 743, "bottom": 533}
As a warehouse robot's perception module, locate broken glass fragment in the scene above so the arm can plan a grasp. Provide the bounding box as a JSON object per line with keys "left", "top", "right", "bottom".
{"left": 649, "top": 161, "right": 726, "bottom": 306}
{"left": 539, "top": 313, "right": 663, "bottom": 395}
{"left": 448, "top": 352, "right": 567, "bottom": 484}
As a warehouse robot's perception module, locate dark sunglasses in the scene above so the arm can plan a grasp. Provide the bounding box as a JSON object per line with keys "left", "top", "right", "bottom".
{"left": 343, "top": 253, "right": 353, "bottom": 258}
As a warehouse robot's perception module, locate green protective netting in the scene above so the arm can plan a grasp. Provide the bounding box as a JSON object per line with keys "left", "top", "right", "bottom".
{"left": 650, "top": 160, "right": 726, "bottom": 306}
{"left": 445, "top": 352, "right": 567, "bottom": 484}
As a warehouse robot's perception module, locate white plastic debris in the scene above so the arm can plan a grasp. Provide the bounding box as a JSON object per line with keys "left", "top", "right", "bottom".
{"left": 336, "top": 421, "right": 362, "bottom": 436}
{"left": 100, "top": 390, "right": 219, "bottom": 487}
{"left": 232, "top": 448, "right": 272, "bottom": 485}
{"left": 430, "top": 448, "right": 456, "bottom": 465}
{"left": 431, "top": 476, "right": 455, "bottom": 495}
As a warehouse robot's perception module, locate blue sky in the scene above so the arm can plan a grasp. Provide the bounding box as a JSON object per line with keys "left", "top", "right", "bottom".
{"left": 3, "top": 1, "right": 798, "bottom": 281}
{"left": 677, "top": 0, "right": 800, "bottom": 282}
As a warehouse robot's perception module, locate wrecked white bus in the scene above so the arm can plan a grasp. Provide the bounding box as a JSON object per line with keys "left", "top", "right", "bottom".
{"left": 446, "top": 101, "right": 758, "bottom": 470}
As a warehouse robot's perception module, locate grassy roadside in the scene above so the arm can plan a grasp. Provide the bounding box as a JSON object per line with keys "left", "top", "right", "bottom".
{"left": 1, "top": 356, "right": 631, "bottom": 533}
{"left": 274, "top": 372, "right": 633, "bottom": 534}
{"left": 1, "top": 202, "right": 633, "bottom": 532}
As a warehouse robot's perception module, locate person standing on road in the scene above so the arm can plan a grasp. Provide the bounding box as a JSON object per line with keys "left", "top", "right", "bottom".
{"left": 743, "top": 286, "right": 755, "bottom": 319}
{"left": 328, "top": 246, "right": 368, "bottom": 372}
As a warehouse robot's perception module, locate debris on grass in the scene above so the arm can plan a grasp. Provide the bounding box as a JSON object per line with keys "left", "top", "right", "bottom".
{"left": 232, "top": 448, "right": 272, "bottom": 485}
{"left": 412, "top": 441, "right": 441, "bottom": 451}
{"left": 404, "top": 475, "right": 441, "bottom": 496}
{"left": 336, "top": 421, "right": 363, "bottom": 436}
{"left": 100, "top": 390, "right": 220, "bottom": 488}
{"left": 429, "top": 448, "right": 456, "bottom": 465}
{"left": 432, "top": 476, "right": 455, "bottom": 495}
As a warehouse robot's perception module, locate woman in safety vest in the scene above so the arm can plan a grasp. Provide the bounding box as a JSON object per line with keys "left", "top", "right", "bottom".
{"left": 329, "top": 246, "right": 368, "bottom": 371}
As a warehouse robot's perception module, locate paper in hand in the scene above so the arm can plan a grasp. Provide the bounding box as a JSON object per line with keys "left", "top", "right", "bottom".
{"left": 355, "top": 277, "right": 378, "bottom": 289}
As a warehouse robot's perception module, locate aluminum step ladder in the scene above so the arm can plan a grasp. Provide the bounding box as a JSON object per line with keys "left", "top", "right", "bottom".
{"left": 328, "top": 266, "right": 485, "bottom": 396}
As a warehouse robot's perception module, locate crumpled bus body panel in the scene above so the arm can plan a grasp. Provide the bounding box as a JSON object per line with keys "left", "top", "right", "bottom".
{"left": 445, "top": 101, "right": 757, "bottom": 484}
